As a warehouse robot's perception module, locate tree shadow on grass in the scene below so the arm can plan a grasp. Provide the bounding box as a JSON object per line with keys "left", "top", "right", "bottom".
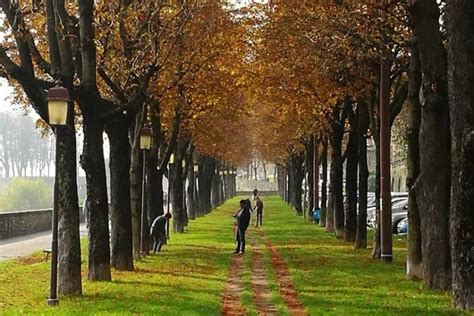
{"left": 299, "top": 288, "right": 459, "bottom": 316}
{"left": 73, "top": 281, "right": 224, "bottom": 314}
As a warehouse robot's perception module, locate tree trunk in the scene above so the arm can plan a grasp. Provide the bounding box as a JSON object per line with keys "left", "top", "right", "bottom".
{"left": 307, "top": 138, "right": 314, "bottom": 219}
{"left": 372, "top": 131, "right": 381, "bottom": 259}
{"left": 320, "top": 139, "right": 328, "bottom": 227}
{"left": 81, "top": 111, "right": 111, "bottom": 281}
{"left": 330, "top": 105, "right": 345, "bottom": 238}
{"left": 409, "top": 0, "right": 451, "bottom": 290}
{"left": 406, "top": 38, "right": 423, "bottom": 280}
{"left": 289, "top": 153, "right": 304, "bottom": 214}
{"left": 187, "top": 163, "right": 196, "bottom": 220}
{"left": 211, "top": 171, "right": 220, "bottom": 209}
{"left": 105, "top": 115, "right": 134, "bottom": 271}
{"left": 355, "top": 100, "right": 369, "bottom": 249}
{"left": 57, "top": 122, "right": 82, "bottom": 295}
{"left": 313, "top": 137, "right": 320, "bottom": 210}
{"left": 344, "top": 107, "right": 358, "bottom": 243}
{"left": 143, "top": 120, "right": 162, "bottom": 253}
{"left": 368, "top": 85, "right": 382, "bottom": 259}
{"left": 148, "top": 169, "right": 164, "bottom": 221}
{"left": 129, "top": 115, "right": 143, "bottom": 259}
{"left": 194, "top": 166, "right": 201, "bottom": 216}
{"left": 183, "top": 166, "right": 189, "bottom": 227}
{"left": 218, "top": 170, "right": 224, "bottom": 206}
{"left": 198, "top": 157, "right": 214, "bottom": 214}
{"left": 277, "top": 165, "right": 283, "bottom": 199}
{"left": 446, "top": 2, "right": 474, "bottom": 308}
{"left": 171, "top": 150, "right": 185, "bottom": 233}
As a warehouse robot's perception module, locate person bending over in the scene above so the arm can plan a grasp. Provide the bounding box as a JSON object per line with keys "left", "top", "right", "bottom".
{"left": 150, "top": 212, "right": 172, "bottom": 253}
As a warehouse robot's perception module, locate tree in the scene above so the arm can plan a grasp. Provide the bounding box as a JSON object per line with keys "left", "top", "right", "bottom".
{"left": 446, "top": 1, "right": 474, "bottom": 309}
{"left": 406, "top": 38, "right": 422, "bottom": 280}
{"left": 0, "top": 0, "right": 82, "bottom": 295}
{"left": 408, "top": 0, "right": 451, "bottom": 290}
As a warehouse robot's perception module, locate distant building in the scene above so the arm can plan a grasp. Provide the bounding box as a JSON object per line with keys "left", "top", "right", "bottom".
{"left": 367, "top": 138, "right": 407, "bottom": 193}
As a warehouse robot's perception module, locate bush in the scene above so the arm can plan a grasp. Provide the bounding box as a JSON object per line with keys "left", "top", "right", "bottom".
{"left": 0, "top": 178, "right": 52, "bottom": 212}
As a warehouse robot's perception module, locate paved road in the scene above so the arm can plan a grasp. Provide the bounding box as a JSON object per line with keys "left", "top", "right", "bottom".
{"left": 0, "top": 225, "right": 87, "bottom": 262}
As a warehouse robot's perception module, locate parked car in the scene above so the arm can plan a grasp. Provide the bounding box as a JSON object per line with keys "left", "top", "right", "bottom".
{"left": 367, "top": 195, "right": 408, "bottom": 229}
{"left": 391, "top": 199, "right": 408, "bottom": 233}
{"left": 396, "top": 217, "right": 408, "bottom": 235}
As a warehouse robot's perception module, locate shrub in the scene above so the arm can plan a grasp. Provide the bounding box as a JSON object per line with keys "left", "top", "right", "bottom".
{"left": 0, "top": 178, "right": 52, "bottom": 212}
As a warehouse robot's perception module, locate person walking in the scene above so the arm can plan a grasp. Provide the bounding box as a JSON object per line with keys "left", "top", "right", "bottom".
{"left": 233, "top": 200, "right": 251, "bottom": 255}
{"left": 254, "top": 196, "right": 264, "bottom": 227}
{"left": 252, "top": 188, "right": 259, "bottom": 200}
{"left": 150, "top": 212, "right": 172, "bottom": 253}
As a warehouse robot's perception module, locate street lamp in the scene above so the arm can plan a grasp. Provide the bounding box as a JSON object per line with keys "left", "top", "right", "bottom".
{"left": 167, "top": 154, "right": 175, "bottom": 239}
{"left": 139, "top": 126, "right": 152, "bottom": 150}
{"left": 193, "top": 164, "right": 199, "bottom": 214}
{"left": 47, "top": 84, "right": 69, "bottom": 125}
{"left": 181, "top": 159, "right": 186, "bottom": 218}
{"left": 140, "top": 126, "right": 152, "bottom": 255}
{"left": 47, "top": 82, "right": 70, "bottom": 307}
{"left": 380, "top": 58, "right": 393, "bottom": 263}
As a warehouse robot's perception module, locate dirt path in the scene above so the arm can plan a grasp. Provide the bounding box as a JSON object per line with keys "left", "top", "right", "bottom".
{"left": 251, "top": 238, "right": 279, "bottom": 315}
{"left": 221, "top": 227, "right": 307, "bottom": 316}
{"left": 221, "top": 254, "right": 246, "bottom": 315}
{"left": 265, "top": 240, "right": 307, "bottom": 316}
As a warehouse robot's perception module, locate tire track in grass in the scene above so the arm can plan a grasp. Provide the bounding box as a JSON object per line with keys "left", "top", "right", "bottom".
{"left": 251, "top": 236, "right": 279, "bottom": 315}
{"left": 263, "top": 237, "right": 307, "bottom": 316}
{"left": 221, "top": 254, "right": 246, "bottom": 315}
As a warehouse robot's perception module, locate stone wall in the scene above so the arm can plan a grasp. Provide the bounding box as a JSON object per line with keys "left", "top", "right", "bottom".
{"left": 236, "top": 179, "right": 278, "bottom": 192}
{"left": 0, "top": 209, "right": 52, "bottom": 239}
{"left": 0, "top": 207, "right": 85, "bottom": 240}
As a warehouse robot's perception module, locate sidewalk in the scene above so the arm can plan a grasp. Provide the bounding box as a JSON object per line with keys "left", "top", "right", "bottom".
{"left": 0, "top": 225, "right": 87, "bottom": 261}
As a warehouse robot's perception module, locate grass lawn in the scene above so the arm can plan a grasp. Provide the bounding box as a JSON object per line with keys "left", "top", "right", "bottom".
{"left": 0, "top": 198, "right": 242, "bottom": 315}
{"left": 0, "top": 196, "right": 468, "bottom": 315}
{"left": 261, "top": 197, "right": 466, "bottom": 316}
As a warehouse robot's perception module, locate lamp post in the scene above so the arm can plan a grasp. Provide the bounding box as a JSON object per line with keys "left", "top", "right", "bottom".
{"left": 167, "top": 154, "right": 175, "bottom": 239}
{"left": 139, "top": 126, "right": 152, "bottom": 255}
{"left": 193, "top": 165, "right": 199, "bottom": 216}
{"left": 47, "top": 82, "right": 70, "bottom": 306}
{"left": 380, "top": 58, "right": 393, "bottom": 263}
{"left": 221, "top": 170, "right": 226, "bottom": 204}
{"left": 229, "top": 170, "right": 233, "bottom": 197}
{"left": 182, "top": 160, "right": 186, "bottom": 219}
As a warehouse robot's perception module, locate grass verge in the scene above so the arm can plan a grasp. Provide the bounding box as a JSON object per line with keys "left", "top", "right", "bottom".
{"left": 260, "top": 196, "right": 465, "bottom": 316}
{"left": 0, "top": 197, "right": 242, "bottom": 315}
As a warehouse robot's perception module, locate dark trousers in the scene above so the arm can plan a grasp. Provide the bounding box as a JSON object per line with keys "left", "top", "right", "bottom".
{"left": 235, "top": 227, "right": 246, "bottom": 253}
{"left": 256, "top": 211, "right": 263, "bottom": 226}
{"left": 152, "top": 233, "right": 166, "bottom": 253}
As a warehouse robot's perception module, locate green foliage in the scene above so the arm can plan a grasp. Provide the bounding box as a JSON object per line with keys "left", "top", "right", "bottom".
{"left": 0, "top": 178, "right": 52, "bottom": 212}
